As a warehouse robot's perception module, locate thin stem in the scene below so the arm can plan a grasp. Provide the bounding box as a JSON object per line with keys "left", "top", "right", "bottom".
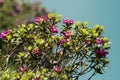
{"left": 74, "top": 62, "right": 93, "bottom": 80}
{"left": 6, "top": 42, "right": 24, "bottom": 66}
{"left": 88, "top": 71, "right": 96, "bottom": 80}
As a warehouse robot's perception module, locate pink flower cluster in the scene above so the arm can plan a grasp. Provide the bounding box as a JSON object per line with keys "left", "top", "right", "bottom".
{"left": 96, "top": 38, "right": 103, "bottom": 44}
{"left": 34, "top": 16, "right": 47, "bottom": 24}
{"left": 53, "top": 66, "right": 61, "bottom": 72}
{"left": 48, "top": 26, "right": 58, "bottom": 33}
{"left": 58, "top": 38, "right": 70, "bottom": 45}
{"left": 18, "top": 66, "right": 27, "bottom": 73}
{"left": 95, "top": 49, "right": 107, "bottom": 58}
{"left": 59, "top": 30, "right": 71, "bottom": 45}
{"left": 34, "top": 77, "right": 39, "bottom": 80}
{"left": 85, "top": 40, "right": 91, "bottom": 45}
{"left": 85, "top": 38, "right": 103, "bottom": 46}
{"left": 32, "top": 48, "right": 41, "bottom": 55}
{"left": 62, "top": 19, "right": 74, "bottom": 25}
{"left": 0, "top": 30, "right": 10, "bottom": 39}
{"left": 61, "top": 30, "right": 71, "bottom": 39}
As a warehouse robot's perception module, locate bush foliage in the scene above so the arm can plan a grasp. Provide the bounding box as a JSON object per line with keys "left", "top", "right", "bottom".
{"left": 0, "top": 13, "right": 110, "bottom": 80}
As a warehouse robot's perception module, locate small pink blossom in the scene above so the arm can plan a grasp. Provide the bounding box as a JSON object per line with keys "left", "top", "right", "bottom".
{"left": 42, "top": 16, "right": 48, "bottom": 21}
{"left": 34, "top": 17, "right": 41, "bottom": 24}
{"left": 48, "top": 26, "right": 58, "bottom": 33}
{"left": 34, "top": 16, "right": 48, "bottom": 24}
{"left": 32, "top": 48, "right": 41, "bottom": 55}
{"left": 62, "top": 19, "right": 74, "bottom": 25}
{"left": 58, "top": 38, "right": 65, "bottom": 45}
{"left": 0, "top": 30, "right": 10, "bottom": 39}
{"left": 96, "top": 38, "right": 102, "bottom": 44}
{"left": 18, "top": 66, "right": 27, "bottom": 73}
{"left": 53, "top": 66, "right": 61, "bottom": 72}
{"left": 86, "top": 40, "right": 91, "bottom": 45}
{"left": 95, "top": 49, "right": 107, "bottom": 58}
{"left": 61, "top": 30, "right": 71, "bottom": 39}
{"left": 58, "top": 37, "right": 70, "bottom": 45}
{"left": 34, "top": 77, "right": 39, "bottom": 80}
{"left": 51, "top": 28, "right": 58, "bottom": 33}
{"left": 65, "top": 38, "right": 70, "bottom": 42}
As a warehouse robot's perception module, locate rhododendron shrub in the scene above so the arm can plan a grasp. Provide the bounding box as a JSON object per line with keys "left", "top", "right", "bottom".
{"left": 0, "top": 13, "right": 110, "bottom": 80}
{"left": 0, "top": 0, "right": 48, "bottom": 30}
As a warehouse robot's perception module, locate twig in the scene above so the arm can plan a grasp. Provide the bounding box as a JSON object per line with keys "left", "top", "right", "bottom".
{"left": 88, "top": 71, "right": 96, "bottom": 80}
{"left": 74, "top": 63, "right": 93, "bottom": 80}
{"left": 6, "top": 42, "right": 23, "bottom": 66}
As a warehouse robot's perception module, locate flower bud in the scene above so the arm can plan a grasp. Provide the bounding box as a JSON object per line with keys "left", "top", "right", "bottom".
{"left": 48, "top": 13, "right": 55, "bottom": 19}
{"left": 6, "top": 35, "right": 12, "bottom": 41}
{"left": 102, "top": 37, "right": 108, "bottom": 42}
{"left": 94, "top": 25, "right": 99, "bottom": 30}
{"left": 75, "top": 21, "right": 81, "bottom": 27}
{"left": 28, "top": 24, "right": 33, "bottom": 30}
{"left": 62, "top": 74, "right": 68, "bottom": 79}
{"left": 81, "top": 28, "right": 88, "bottom": 35}
{"left": 18, "top": 66, "right": 27, "bottom": 73}
{"left": 103, "top": 43, "right": 108, "bottom": 49}
{"left": 83, "top": 21, "right": 88, "bottom": 26}
{"left": 57, "top": 14, "right": 62, "bottom": 18}
{"left": 103, "top": 58, "right": 109, "bottom": 64}
{"left": 53, "top": 66, "right": 61, "bottom": 72}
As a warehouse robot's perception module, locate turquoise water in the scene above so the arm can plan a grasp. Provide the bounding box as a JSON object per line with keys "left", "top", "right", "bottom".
{"left": 35, "top": 0, "right": 120, "bottom": 80}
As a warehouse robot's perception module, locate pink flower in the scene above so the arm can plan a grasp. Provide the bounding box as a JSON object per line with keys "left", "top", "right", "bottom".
{"left": 0, "top": 30, "right": 10, "bottom": 39}
{"left": 42, "top": 16, "right": 48, "bottom": 21}
{"left": 65, "top": 38, "right": 70, "bottom": 42}
{"left": 58, "top": 38, "right": 65, "bottom": 45}
{"left": 32, "top": 48, "right": 41, "bottom": 55}
{"left": 34, "top": 16, "right": 48, "bottom": 24}
{"left": 51, "top": 28, "right": 58, "bottom": 33}
{"left": 62, "top": 19, "right": 74, "bottom": 25}
{"left": 34, "top": 77, "right": 39, "bottom": 80}
{"left": 61, "top": 30, "right": 71, "bottom": 39}
{"left": 86, "top": 40, "right": 91, "bottom": 45}
{"left": 96, "top": 38, "right": 102, "bottom": 44}
{"left": 53, "top": 66, "right": 61, "bottom": 72}
{"left": 18, "top": 66, "right": 27, "bottom": 73}
{"left": 34, "top": 17, "right": 41, "bottom": 24}
{"left": 95, "top": 49, "right": 107, "bottom": 58}
{"left": 58, "top": 37, "right": 70, "bottom": 45}
{"left": 48, "top": 26, "right": 58, "bottom": 33}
